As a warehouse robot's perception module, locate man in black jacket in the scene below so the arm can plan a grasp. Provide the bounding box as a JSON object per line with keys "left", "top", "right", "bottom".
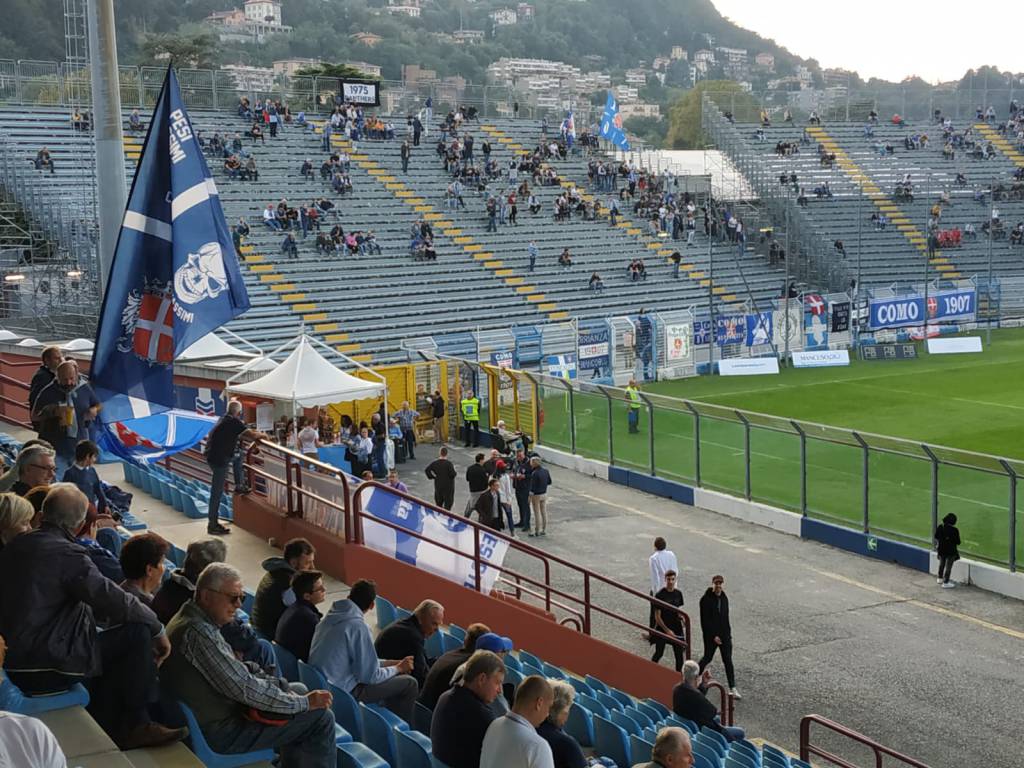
{"left": 430, "top": 650, "right": 505, "bottom": 768}
{"left": 697, "top": 575, "right": 740, "bottom": 699}
{"left": 27, "top": 346, "right": 62, "bottom": 430}
{"left": 473, "top": 478, "right": 503, "bottom": 530}
{"left": 463, "top": 453, "right": 489, "bottom": 515}
{"left": 511, "top": 448, "right": 532, "bottom": 531}
{"left": 274, "top": 570, "right": 326, "bottom": 662}
{"left": 673, "top": 660, "right": 744, "bottom": 742}
{"left": 418, "top": 622, "right": 491, "bottom": 709}
{"left": 0, "top": 484, "right": 186, "bottom": 749}
{"left": 251, "top": 537, "right": 315, "bottom": 639}
{"left": 425, "top": 446, "right": 457, "bottom": 510}
{"left": 374, "top": 599, "right": 445, "bottom": 688}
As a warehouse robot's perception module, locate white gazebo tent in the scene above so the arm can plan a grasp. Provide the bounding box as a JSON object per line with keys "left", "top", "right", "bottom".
{"left": 226, "top": 334, "right": 386, "bottom": 421}
{"left": 177, "top": 330, "right": 261, "bottom": 363}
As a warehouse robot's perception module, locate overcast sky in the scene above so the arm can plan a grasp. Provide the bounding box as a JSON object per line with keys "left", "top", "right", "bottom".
{"left": 710, "top": 0, "right": 1024, "bottom": 84}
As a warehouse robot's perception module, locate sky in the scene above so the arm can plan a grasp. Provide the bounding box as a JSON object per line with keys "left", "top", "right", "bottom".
{"left": 710, "top": 0, "right": 1024, "bottom": 84}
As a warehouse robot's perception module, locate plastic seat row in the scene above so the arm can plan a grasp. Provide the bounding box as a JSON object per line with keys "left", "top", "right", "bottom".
{"left": 123, "top": 461, "right": 232, "bottom": 522}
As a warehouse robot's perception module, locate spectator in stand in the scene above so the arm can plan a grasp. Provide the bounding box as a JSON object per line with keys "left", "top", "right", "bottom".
{"left": 528, "top": 457, "right": 552, "bottom": 538}
{"left": 282, "top": 232, "right": 299, "bottom": 259}
{"left": 274, "top": 569, "right": 326, "bottom": 662}
{"left": 0, "top": 493, "right": 34, "bottom": 550}
{"left": 310, "top": 578, "right": 418, "bottom": 722}
{"left": 263, "top": 204, "right": 281, "bottom": 231}
{"left": 62, "top": 439, "right": 108, "bottom": 514}
{"left": 34, "top": 147, "right": 55, "bottom": 174}
{"left": 223, "top": 154, "right": 240, "bottom": 179}
{"left": 252, "top": 537, "right": 316, "bottom": 639}
{"left": 418, "top": 622, "right": 492, "bottom": 708}
{"left": 480, "top": 675, "right": 555, "bottom": 768}
{"left": 152, "top": 537, "right": 275, "bottom": 670}
{"left": 697, "top": 575, "right": 740, "bottom": 699}
{"left": 374, "top": 599, "right": 445, "bottom": 689}
{"left": 32, "top": 361, "right": 101, "bottom": 481}
{"left": 648, "top": 537, "right": 678, "bottom": 636}
{"left": 241, "top": 155, "right": 259, "bottom": 182}
{"left": 448, "top": 634, "right": 514, "bottom": 716}
{"left": 651, "top": 571, "right": 686, "bottom": 672}
{"left": 633, "top": 727, "right": 694, "bottom": 768}
{"left": 425, "top": 446, "right": 457, "bottom": 510}
{"left": 28, "top": 346, "right": 63, "bottom": 430}
{"left": 673, "top": 661, "right": 744, "bottom": 743}
{"left": 75, "top": 502, "right": 122, "bottom": 582}
{"left": 464, "top": 452, "right": 490, "bottom": 515}
{"left": 401, "top": 140, "right": 411, "bottom": 173}
{"left": 163, "top": 563, "right": 337, "bottom": 767}
{"left": 537, "top": 679, "right": 587, "bottom": 768}
{"left": 588, "top": 272, "right": 604, "bottom": 292}
{"left": 204, "top": 399, "right": 262, "bottom": 536}
{"left": 0, "top": 485, "right": 185, "bottom": 749}
{"left": 128, "top": 109, "right": 143, "bottom": 132}
{"left": 250, "top": 121, "right": 265, "bottom": 144}
{"left": 119, "top": 532, "right": 171, "bottom": 606}
{"left": 1, "top": 443, "right": 55, "bottom": 497}
{"left": 431, "top": 650, "right": 506, "bottom": 768}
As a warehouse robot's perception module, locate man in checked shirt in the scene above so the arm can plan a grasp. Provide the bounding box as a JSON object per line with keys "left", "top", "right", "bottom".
{"left": 163, "top": 562, "right": 337, "bottom": 767}
{"left": 394, "top": 400, "right": 421, "bottom": 460}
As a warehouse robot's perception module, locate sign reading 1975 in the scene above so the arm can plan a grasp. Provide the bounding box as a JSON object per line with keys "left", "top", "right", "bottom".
{"left": 868, "top": 289, "right": 975, "bottom": 330}
{"left": 339, "top": 79, "right": 380, "bottom": 106}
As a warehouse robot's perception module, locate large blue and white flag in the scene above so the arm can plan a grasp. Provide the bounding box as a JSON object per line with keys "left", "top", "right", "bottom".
{"left": 91, "top": 67, "right": 250, "bottom": 424}
{"left": 561, "top": 111, "right": 576, "bottom": 140}
{"left": 97, "top": 409, "right": 218, "bottom": 464}
{"left": 599, "top": 91, "right": 630, "bottom": 150}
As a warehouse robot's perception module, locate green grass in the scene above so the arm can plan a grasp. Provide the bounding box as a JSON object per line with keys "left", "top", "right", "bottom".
{"left": 538, "top": 329, "right": 1024, "bottom": 567}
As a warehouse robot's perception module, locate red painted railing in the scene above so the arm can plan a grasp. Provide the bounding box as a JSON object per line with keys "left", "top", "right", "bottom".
{"left": 800, "top": 715, "right": 931, "bottom": 768}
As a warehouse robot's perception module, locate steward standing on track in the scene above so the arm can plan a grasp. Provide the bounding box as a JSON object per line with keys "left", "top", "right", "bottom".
{"left": 625, "top": 380, "right": 642, "bottom": 434}
{"left": 460, "top": 389, "right": 481, "bottom": 448}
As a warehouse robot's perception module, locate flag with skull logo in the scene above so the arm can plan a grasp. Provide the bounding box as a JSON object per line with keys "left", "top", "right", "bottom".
{"left": 91, "top": 66, "right": 250, "bottom": 424}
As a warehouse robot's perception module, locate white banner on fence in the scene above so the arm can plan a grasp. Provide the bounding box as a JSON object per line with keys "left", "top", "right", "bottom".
{"left": 361, "top": 486, "right": 510, "bottom": 591}
{"left": 927, "top": 337, "right": 983, "bottom": 354}
{"left": 792, "top": 349, "right": 851, "bottom": 368}
{"left": 718, "top": 357, "right": 780, "bottom": 376}
{"left": 665, "top": 323, "right": 692, "bottom": 361}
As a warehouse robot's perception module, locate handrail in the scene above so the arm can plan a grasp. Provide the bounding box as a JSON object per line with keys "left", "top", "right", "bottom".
{"left": 350, "top": 480, "right": 692, "bottom": 651}
{"left": 800, "top": 714, "right": 931, "bottom": 768}
{"left": 703, "top": 680, "right": 734, "bottom": 727}
{"left": 244, "top": 439, "right": 351, "bottom": 528}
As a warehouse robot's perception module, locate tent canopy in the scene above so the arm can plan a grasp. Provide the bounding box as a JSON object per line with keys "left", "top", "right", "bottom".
{"left": 177, "top": 332, "right": 257, "bottom": 362}
{"left": 228, "top": 336, "right": 384, "bottom": 407}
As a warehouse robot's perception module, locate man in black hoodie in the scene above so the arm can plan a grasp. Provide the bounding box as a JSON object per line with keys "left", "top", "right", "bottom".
{"left": 463, "top": 453, "right": 489, "bottom": 516}
{"left": 251, "top": 538, "right": 315, "bottom": 639}
{"left": 374, "top": 599, "right": 445, "bottom": 688}
{"left": 425, "top": 446, "right": 457, "bottom": 510}
{"left": 697, "top": 575, "right": 740, "bottom": 699}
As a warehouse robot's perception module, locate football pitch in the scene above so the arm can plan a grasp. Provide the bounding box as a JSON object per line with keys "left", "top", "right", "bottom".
{"left": 538, "top": 329, "right": 1024, "bottom": 567}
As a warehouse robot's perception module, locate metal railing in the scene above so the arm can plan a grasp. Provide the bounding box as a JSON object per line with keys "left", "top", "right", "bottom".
{"left": 800, "top": 715, "right": 930, "bottom": 768}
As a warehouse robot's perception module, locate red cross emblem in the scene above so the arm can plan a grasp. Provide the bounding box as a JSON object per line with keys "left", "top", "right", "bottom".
{"left": 804, "top": 294, "right": 826, "bottom": 315}
{"left": 113, "top": 421, "right": 159, "bottom": 449}
{"left": 926, "top": 296, "right": 938, "bottom": 317}
{"left": 133, "top": 290, "right": 175, "bottom": 363}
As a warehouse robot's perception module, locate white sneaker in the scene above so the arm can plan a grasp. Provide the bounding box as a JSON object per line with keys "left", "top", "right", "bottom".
{"left": 937, "top": 578, "right": 944, "bottom": 584}
{"left": 941, "top": 582, "right": 956, "bottom": 589}
{"left": 729, "top": 687, "right": 743, "bottom": 700}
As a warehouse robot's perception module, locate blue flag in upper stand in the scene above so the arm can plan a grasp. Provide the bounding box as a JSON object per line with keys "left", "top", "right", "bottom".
{"left": 599, "top": 91, "right": 631, "bottom": 150}
{"left": 91, "top": 67, "right": 250, "bottom": 424}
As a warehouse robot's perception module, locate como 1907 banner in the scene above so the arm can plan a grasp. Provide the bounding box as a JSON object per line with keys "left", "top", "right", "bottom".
{"left": 868, "top": 289, "right": 975, "bottom": 330}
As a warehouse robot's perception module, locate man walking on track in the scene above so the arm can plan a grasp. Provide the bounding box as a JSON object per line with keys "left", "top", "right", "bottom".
{"left": 625, "top": 379, "right": 642, "bottom": 434}
{"left": 648, "top": 537, "right": 678, "bottom": 637}
{"left": 425, "top": 446, "right": 457, "bottom": 510}
{"left": 205, "top": 399, "right": 265, "bottom": 535}
{"left": 461, "top": 389, "right": 481, "bottom": 447}
{"left": 698, "top": 575, "right": 741, "bottom": 699}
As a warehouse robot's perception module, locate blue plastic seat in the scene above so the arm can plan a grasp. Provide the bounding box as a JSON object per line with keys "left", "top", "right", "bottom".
{"left": 272, "top": 641, "right": 299, "bottom": 681}
{"left": 700, "top": 726, "right": 729, "bottom": 755}
{"left": 503, "top": 667, "right": 523, "bottom": 687}
{"left": 298, "top": 661, "right": 363, "bottom": 742}
{"left": 336, "top": 741, "right": 389, "bottom": 768}
{"left": 608, "top": 687, "right": 634, "bottom": 708}
{"left": 175, "top": 699, "right": 275, "bottom": 767}
{"left": 396, "top": 607, "right": 412, "bottom": 622}
{"left": 518, "top": 650, "right": 544, "bottom": 669}
{"left": 666, "top": 714, "right": 699, "bottom": 734}
{"left": 694, "top": 739, "right": 724, "bottom": 768}
{"left": 642, "top": 727, "right": 658, "bottom": 743}
{"left": 593, "top": 714, "right": 631, "bottom": 768}
{"left": 762, "top": 744, "right": 790, "bottom": 768}
{"left": 576, "top": 692, "right": 609, "bottom": 719}
{"left": 395, "top": 727, "right": 434, "bottom": 768}
{"left": 446, "top": 623, "right": 466, "bottom": 641}
{"left": 242, "top": 590, "right": 256, "bottom": 616}
{"left": 610, "top": 709, "right": 641, "bottom": 737}
{"left": 730, "top": 741, "right": 760, "bottom": 765}
{"left": 541, "top": 662, "right": 567, "bottom": 679}
{"left": 375, "top": 596, "right": 398, "bottom": 629}
{"left": 521, "top": 662, "right": 544, "bottom": 679}
{"left": 440, "top": 632, "right": 462, "bottom": 653}
{"left": 727, "top": 755, "right": 756, "bottom": 768}
{"left": 693, "top": 752, "right": 719, "bottom": 768}
{"left": 425, "top": 629, "right": 447, "bottom": 660}
{"left": 791, "top": 760, "right": 812, "bottom": 768}
{"left": 643, "top": 697, "right": 671, "bottom": 719}
{"left": 0, "top": 678, "right": 89, "bottom": 715}
{"left": 763, "top": 755, "right": 788, "bottom": 768}
{"left": 565, "top": 701, "right": 594, "bottom": 747}
{"left": 596, "top": 690, "right": 624, "bottom": 713}
{"left": 623, "top": 706, "right": 654, "bottom": 730}
{"left": 634, "top": 700, "right": 662, "bottom": 725}
{"left": 585, "top": 674, "right": 610, "bottom": 694}
{"left": 360, "top": 702, "right": 409, "bottom": 765}
{"left": 630, "top": 734, "right": 654, "bottom": 765}
{"left": 413, "top": 701, "right": 433, "bottom": 735}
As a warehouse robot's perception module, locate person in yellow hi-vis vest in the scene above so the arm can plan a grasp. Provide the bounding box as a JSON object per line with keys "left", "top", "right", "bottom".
{"left": 460, "top": 390, "right": 481, "bottom": 448}
{"left": 625, "top": 379, "right": 642, "bottom": 434}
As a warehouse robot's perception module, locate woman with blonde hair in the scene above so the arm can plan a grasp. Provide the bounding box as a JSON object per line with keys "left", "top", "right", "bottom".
{"left": 537, "top": 678, "right": 587, "bottom": 768}
{"left": 0, "top": 493, "right": 35, "bottom": 549}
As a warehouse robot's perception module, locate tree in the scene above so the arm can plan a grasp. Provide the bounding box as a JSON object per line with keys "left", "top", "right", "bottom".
{"left": 297, "top": 62, "right": 380, "bottom": 80}
{"left": 139, "top": 32, "right": 217, "bottom": 69}
{"left": 624, "top": 116, "right": 668, "bottom": 148}
{"left": 666, "top": 80, "right": 758, "bottom": 149}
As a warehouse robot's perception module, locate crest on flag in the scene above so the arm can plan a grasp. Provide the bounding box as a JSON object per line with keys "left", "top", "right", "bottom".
{"left": 804, "top": 294, "right": 826, "bottom": 316}
{"left": 599, "top": 91, "right": 631, "bottom": 150}
{"left": 131, "top": 288, "right": 176, "bottom": 364}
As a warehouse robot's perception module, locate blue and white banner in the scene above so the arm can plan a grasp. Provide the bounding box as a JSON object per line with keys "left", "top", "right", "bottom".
{"left": 548, "top": 354, "right": 577, "bottom": 380}
{"left": 361, "top": 486, "right": 510, "bottom": 591}
{"left": 792, "top": 349, "right": 850, "bottom": 368}
{"left": 745, "top": 312, "right": 773, "bottom": 347}
{"left": 805, "top": 310, "right": 829, "bottom": 350}
{"left": 490, "top": 350, "right": 514, "bottom": 369}
{"left": 91, "top": 67, "right": 250, "bottom": 424}
{"left": 599, "top": 91, "right": 630, "bottom": 150}
{"left": 716, "top": 315, "right": 747, "bottom": 346}
{"left": 578, "top": 330, "right": 610, "bottom": 370}
{"left": 97, "top": 409, "right": 217, "bottom": 464}
{"left": 693, "top": 319, "right": 712, "bottom": 346}
{"left": 868, "top": 289, "right": 976, "bottom": 330}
